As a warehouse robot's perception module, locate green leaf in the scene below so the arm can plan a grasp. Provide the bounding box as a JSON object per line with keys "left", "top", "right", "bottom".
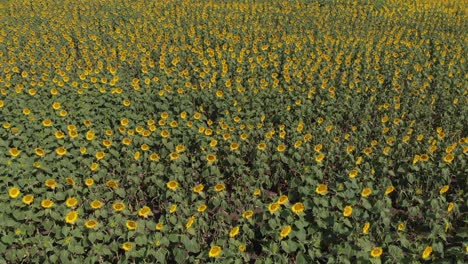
{"left": 168, "top": 234, "right": 179, "bottom": 242}
{"left": 70, "top": 245, "right": 85, "bottom": 254}
{"left": 296, "top": 252, "right": 308, "bottom": 264}
{"left": 181, "top": 235, "right": 200, "bottom": 253}
{"left": 135, "top": 235, "right": 147, "bottom": 245}
{"left": 115, "top": 188, "right": 126, "bottom": 198}
{"left": 295, "top": 228, "right": 307, "bottom": 241}
{"left": 49, "top": 254, "right": 58, "bottom": 263}
{"left": 173, "top": 248, "right": 188, "bottom": 264}
{"left": 155, "top": 248, "right": 168, "bottom": 264}
{"left": 59, "top": 251, "right": 69, "bottom": 263}
{"left": 388, "top": 245, "right": 403, "bottom": 258}
{"left": 1, "top": 235, "right": 14, "bottom": 244}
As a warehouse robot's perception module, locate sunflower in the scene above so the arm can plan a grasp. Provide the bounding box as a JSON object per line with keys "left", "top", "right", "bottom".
{"left": 138, "top": 206, "right": 152, "bottom": 218}
{"left": 106, "top": 180, "right": 119, "bottom": 189}
{"left": 197, "top": 204, "right": 207, "bottom": 213}
{"left": 85, "top": 130, "right": 95, "bottom": 141}
{"left": 346, "top": 145, "right": 355, "bottom": 153}
{"left": 193, "top": 184, "right": 204, "bottom": 193}
{"left": 54, "top": 131, "right": 65, "bottom": 139}
{"left": 121, "top": 242, "right": 133, "bottom": 251}
{"left": 126, "top": 220, "right": 138, "bottom": 230}
{"left": 120, "top": 118, "right": 129, "bottom": 126}
{"left": 439, "top": 185, "right": 449, "bottom": 195}
{"left": 9, "top": 148, "right": 21, "bottom": 157}
{"left": 276, "top": 144, "right": 286, "bottom": 152}
{"left": 90, "top": 200, "right": 103, "bottom": 209}
{"left": 182, "top": 215, "right": 195, "bottom": 229}
{"left": 122, "top": 138, "right": 132, "bottom": 145}
{"left": 209, "top": 140, "right": 218, "bottom": 147}
{"left": 314, "top": 144, "right": 323, "bottom": 152}
{"left": 206, "top": 154, "right": 217, "bottom": 163}
{"left": 169, "top": 204, "right": 177, "bottom": 213}
{"left": 149, "top": 153, "right": 160, "bottom": 161}
{"left": 41, "top": 199, "right": 54, "bottom": 209}
{"left": 56, "top": 146, "right": 67, "bottom": 156}
{"left": 383, "top": 146, "right": 391, "bottom": 155}
{"left": 370, "top": 247, "right": 383, "bottom": 258}
{"left": 22, "top": 194, "right": 34, "bottom": 205}
{"left": 208, "top": 246, "right": 222, "bottom": 258}
{"left": 422, "top": 246, "right": 432, "bottom": 259}
{"left": 90, "top": 162, "right": 99, "bottom": 171}
{"left": 355, "top": 156, "right": 363, "bottom": 165}
{"left": 253, "top": 188, "right": 262, "bottom": 196}
{"left": 361, "top": 188, "right": 372, "bottom": 197}
{"left": 315, "top": 153, "right": 325, "bottom": 163}
{"left": 362, "top": 222, "right": 370, "bottom": 234}
{"left": 113, "top": 202, "right": 125, "bottom": 212}
{"left": 229, "top": 226, "right": 240, "bottom": 237}
{"left": 277, "top": 195, "right": 289, "bottom": 205}
{"left": 257, "top": 142, "right": 267, "bottom": 151}
{"left": 85, "top": 219, "right": 98, "bottom": 229}
{"left": 447, "top": 202, "right": 454, "bottom": 212}
{"left": 242, "top": 210, "right": 254, "bottom": 219}
{"left": 239, "top": 245, "right": 246, "bottom": 252}
{"left": 167, "top": 180, "right": 179, "bottom": 190}
{"left": 159, "top": 112, "right": 169, "bottom": 119}
{"left": 175, "top": 144, "right": 185, "bottom": 153}
{"left": 420, "top": 154, "right": 429, "bottom": 161}
{"left": 8, "top": 187, "right": 20, "bottom": 198}
{"left": 42, "top": 119, "right": 52, "bottom": 127}
{"left": 230, "top": 142, "right": 240, "bottom": 151}
{"left": 348, "top": 169, "right": 358, "bottom": 178}
{"left": 214, "top": 183, "right": 225, "bottom": 192}
{"left": 315, "top": 184, "right": 328, "bottom": 195}
{"left": 343, "top": 206, "right": 353, "bottom": 217}
{"left": 291, "top": 202, "right": 305, "bottom": 215}
{"left": 85, "top": 178, "right": 94, "bottom": 187}
{"left": 280, "top": 225, "right": 292, "bottom": 238}
{"left": 268, "top": 202, "right": 281, "bottom": 214}
{"left": 169, "top": 152, "right": 179, "bottom": 160}
{"left": 155, "top": 223, "right": 164, "bottom": 231}
{"left": 363, "top": 147, "right": 372, "bottom": 155}
{"left": 193, "top": 112, "right": 202, "bottom": 120}
{"left": 65, "top": 177, "right": 75, "bottom": 186}
{"left": 65, "top": 197, "right": 78, "bottom": 208}
{"left": 398, "top": 222, "right": 406, "bottom": 231}
{"left": 294, "top": 140, "right": 302, "bottom": 148}
{"left": 385, "top": 186, "right": 395, "bottom": 195}
{"left": 279, "top": 131, "right": 287, "bottom": 139}
{"left": 69, "top": 130, "right": 78, "bottom": 138}
{"left": 95, "top": 151, "right": 105, "bottom": 160}
{"left": 443, "top": 153, "right": 454, "bottom": 163}
{"left": 65, "top": 211, "right": 78, "bottom": 224}
{"left": 45, "top": 179, "right": 57, "bottom": 189}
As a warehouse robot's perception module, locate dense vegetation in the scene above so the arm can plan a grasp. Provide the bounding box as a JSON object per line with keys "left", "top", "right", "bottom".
{"left": 0, "top": 0, "right": 467, "bottom": 263}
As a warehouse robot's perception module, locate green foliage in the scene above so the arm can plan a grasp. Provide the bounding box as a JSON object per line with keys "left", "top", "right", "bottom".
{"left": 0, "top": 0, "right": 467, "bottom": 263}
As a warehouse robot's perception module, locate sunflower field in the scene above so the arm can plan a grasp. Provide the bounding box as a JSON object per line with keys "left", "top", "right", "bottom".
{"left": 0, "top": 0, "right": 467, "bottom": 263}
